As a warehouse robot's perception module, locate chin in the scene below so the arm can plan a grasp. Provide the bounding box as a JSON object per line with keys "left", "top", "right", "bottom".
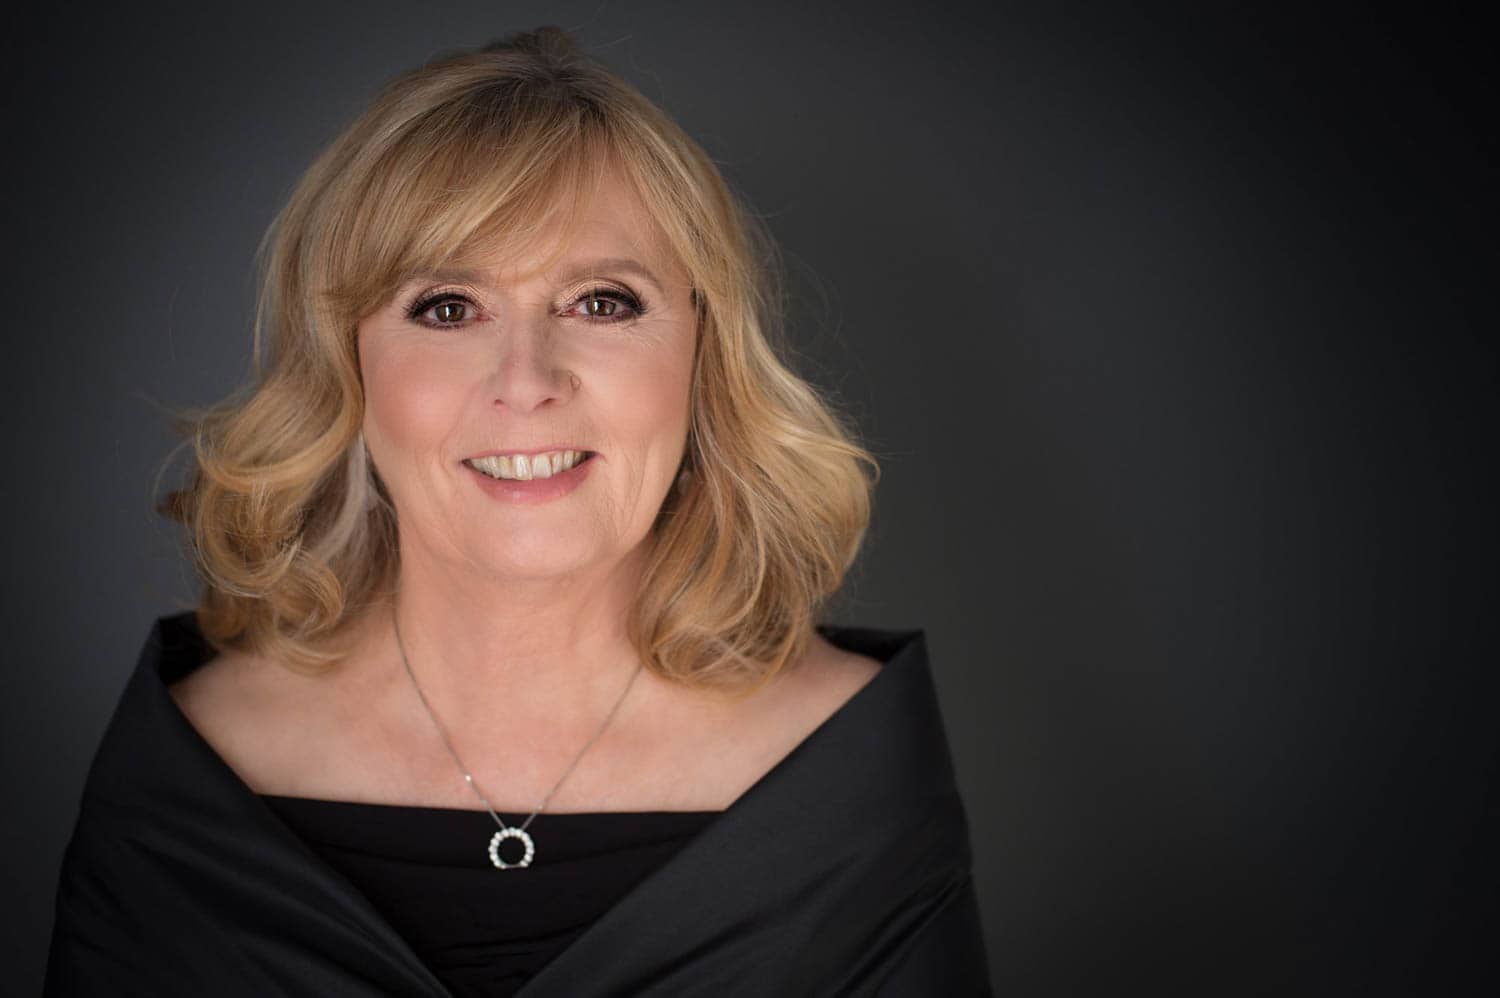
{"left": 464, "top": 535, "right": 603, "bottom": 581}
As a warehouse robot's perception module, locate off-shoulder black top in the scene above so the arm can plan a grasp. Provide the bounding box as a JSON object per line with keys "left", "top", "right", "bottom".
{"left": 259, "top": 795, "right": 721, "bottom": 997}
{"left": 47, "top": 615, "right": 991, "bottom": 996}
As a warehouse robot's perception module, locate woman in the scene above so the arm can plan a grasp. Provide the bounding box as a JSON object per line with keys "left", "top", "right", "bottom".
{"left": 44, "top": 26, "right": 991, "bottom": 997}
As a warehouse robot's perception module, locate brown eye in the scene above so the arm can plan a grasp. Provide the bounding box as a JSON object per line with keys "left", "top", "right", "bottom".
{"left": 572, "top": 287, "right": 644, "bottom": 323}
{"left": 405, "top": 291, "right": 476, "bottom": 328}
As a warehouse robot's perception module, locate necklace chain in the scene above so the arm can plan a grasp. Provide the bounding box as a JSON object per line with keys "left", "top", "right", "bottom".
{"left": 392, "top": 607, "right": 644, "bottom": 839}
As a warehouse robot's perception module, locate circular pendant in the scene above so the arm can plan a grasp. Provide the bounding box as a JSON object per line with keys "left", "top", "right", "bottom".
{"left": 488, "top": 827, "right": 535, "bottom": 869}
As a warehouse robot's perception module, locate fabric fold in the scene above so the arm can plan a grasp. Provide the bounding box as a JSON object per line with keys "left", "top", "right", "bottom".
{"left": 44, "top": 612, "right": 992, "bottom": 996}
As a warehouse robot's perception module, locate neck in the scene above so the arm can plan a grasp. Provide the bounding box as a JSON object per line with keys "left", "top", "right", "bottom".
{"left": 381, "top": 545, "right": 650, "bottom": 737}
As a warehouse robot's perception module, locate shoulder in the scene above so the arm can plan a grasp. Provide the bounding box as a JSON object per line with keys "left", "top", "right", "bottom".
{"left": 166, "top": 647, "right": 262, "bottom": 763}
{"left": 723, "top": 629, "right": 883, "bottom": 765}
{"left": 788, "top": 630, "right": 883, "bottom": 708}
{"left": 165, "top": 644, "right": 337, "bottom": 796}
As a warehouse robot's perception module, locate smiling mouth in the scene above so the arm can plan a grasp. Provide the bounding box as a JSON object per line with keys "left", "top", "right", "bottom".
{"left": 464, "top": 450, "right": 594, "bottom": 482}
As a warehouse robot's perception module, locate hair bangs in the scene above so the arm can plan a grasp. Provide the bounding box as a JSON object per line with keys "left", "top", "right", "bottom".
{"left": 169, "top": 28, "right": 878, "bottom": 694}
{"left": 326, "top": 91, "right": 613, "bottom": 320}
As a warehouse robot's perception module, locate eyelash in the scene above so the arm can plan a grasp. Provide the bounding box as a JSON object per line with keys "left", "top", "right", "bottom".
{"left": 403, "top": 285, "right": 649, "bottom": 328}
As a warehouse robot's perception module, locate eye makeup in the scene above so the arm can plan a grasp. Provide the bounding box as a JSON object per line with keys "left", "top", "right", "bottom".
{"left": 400, "top": 282, "right": 650, "bottom": 329}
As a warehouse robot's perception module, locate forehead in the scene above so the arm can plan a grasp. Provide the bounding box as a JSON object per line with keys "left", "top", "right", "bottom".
{"left": 451, "top": 163, "right": 685, "bottom": 289}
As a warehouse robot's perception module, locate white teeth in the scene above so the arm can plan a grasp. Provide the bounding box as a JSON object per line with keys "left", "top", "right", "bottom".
{"left": 467, "top": 450, "right": 586, "bottom": 482}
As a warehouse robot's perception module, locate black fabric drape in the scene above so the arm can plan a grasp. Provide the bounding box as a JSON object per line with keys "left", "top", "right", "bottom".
{"left": 44, "top": 613, "right": 993, "bottom": 996}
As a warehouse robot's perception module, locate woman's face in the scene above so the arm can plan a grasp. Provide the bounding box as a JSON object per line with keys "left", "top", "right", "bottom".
{"left": 356, "top": 166, "right": 697, "bottom": 585}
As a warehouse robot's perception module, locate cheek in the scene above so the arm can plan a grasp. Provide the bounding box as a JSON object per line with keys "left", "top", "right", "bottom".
{"left": 361, "top": 342, "right": 470, "bottom": 461}
{"left": 608, "top": 347, "right": 693, "bottom": 458}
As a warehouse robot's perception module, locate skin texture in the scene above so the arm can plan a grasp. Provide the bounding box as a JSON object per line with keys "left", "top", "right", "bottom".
{"left": 170, "top": 165, "right": 880, "bottom": 815}
{"left": 359, "top": 167, "right": 696, "bottom": 597}
{"left": 350, "top": 163, "right": 698, "bottom": 741}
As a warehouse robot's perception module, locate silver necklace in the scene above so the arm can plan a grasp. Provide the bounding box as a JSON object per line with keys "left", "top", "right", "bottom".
{"left": 392, "top": 609, "right": 644, "bottom": 870}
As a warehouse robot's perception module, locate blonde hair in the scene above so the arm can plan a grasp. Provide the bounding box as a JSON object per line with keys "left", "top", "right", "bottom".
{"left": 163, "top": 27, "right": 879, "bottom": 696}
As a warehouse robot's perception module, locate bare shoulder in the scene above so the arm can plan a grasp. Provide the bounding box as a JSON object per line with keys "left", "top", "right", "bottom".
{"left": 657, "top": 629, "right": 883, "bottom": 810}
{"left": 738, "top": 630, "right": 883, "bottom": 748}
{"left": 792, "top": 630, "right": 883, "bottom": 707}
{"left": 166, "top": 645, "right": 260, "bottom": 735}
{"left": 166, "top": 645, "right": 331, "bottom": 794}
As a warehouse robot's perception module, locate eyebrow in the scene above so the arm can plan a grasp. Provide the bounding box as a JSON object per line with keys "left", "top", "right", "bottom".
{"left": 556, "top": 257, "right": 667, "bottom": 294}
{"left": 409, "top": 257, "right": 669, "bottom": 295}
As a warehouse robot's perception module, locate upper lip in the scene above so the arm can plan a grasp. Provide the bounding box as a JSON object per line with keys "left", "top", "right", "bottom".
{"left": 464, "top": 445, "right": 595, "bottom": 460}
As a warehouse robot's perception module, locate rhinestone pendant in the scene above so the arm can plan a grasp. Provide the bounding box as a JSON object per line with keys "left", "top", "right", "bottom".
{"left": 488, "top": 827, "right": 536, "bottom": 869}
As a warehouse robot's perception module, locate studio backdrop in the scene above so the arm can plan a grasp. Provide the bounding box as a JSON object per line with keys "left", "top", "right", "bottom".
{"left": 5, "top": 3, "right": 1494, "bottom": 996}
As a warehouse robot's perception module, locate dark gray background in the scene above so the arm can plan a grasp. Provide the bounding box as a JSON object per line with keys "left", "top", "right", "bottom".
{"left": 5, "top": 2, "right": 1495, "bottom": 995}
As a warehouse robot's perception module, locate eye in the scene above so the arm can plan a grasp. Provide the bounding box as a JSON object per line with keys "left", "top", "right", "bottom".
{"left": 570, "top": 286, "right": 647, "bottom": 323}
{"left": 406, "top": 291, "right": 478, "bottom": 328}
{"left": 401, "top": 284, "right": 648, "bottom": 328}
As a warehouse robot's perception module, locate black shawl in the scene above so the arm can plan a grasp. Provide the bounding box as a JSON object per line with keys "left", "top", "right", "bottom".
{"left": 44, "top": 613, "right": 992, "bottom": 995}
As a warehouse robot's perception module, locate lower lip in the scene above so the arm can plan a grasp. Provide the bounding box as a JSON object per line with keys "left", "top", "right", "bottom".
{"left": 464, "top": 454, "right": 596, "bottom": 504}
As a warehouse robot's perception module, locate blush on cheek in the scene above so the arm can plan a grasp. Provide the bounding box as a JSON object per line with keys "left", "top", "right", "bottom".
{"left": 365, "top": 353, "right": 473, "bottom": 463}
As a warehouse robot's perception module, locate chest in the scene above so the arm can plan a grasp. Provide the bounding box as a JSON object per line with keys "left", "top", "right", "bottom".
{"left": 258, "top": 677, "right": 793, "bottom": 814}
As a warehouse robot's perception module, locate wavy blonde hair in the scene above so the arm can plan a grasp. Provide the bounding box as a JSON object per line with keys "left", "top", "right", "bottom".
{"left": 163, "top": 27, "right": 878, "bottom": 696}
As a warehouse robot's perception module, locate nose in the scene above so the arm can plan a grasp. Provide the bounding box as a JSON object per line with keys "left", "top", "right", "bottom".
{"left": 487, "top": 316, "right": 575, "bottom": 413}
